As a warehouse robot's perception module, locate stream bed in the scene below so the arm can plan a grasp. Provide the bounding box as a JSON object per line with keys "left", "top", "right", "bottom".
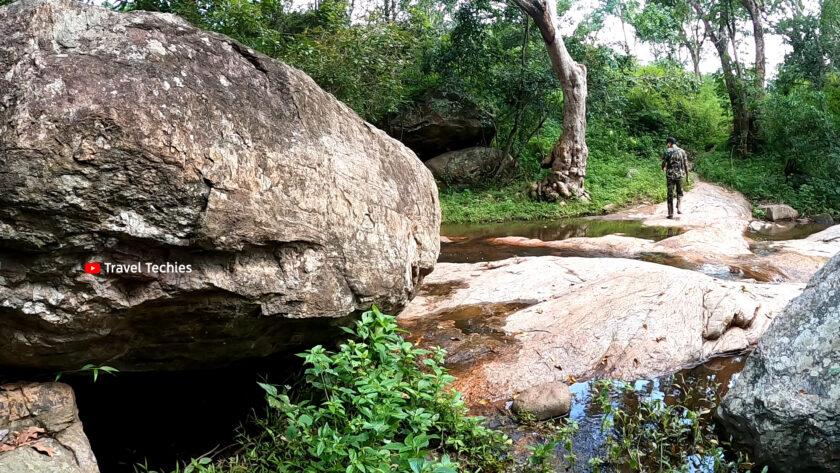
{"left": 4, "top": 219, "right": 825, "bottom": 472}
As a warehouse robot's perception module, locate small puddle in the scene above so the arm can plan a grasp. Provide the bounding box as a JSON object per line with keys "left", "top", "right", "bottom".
{"left": 399, "top": 301, "right": 536, "bottom": 374}
{"left": 747, "top": 222, "right": 829, "bottom": 241}
{"left": 440, "top": 219, "right": 682, "bottom": 264}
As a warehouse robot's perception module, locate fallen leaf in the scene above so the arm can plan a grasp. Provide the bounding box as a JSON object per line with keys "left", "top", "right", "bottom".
{"left": 15, "top": 427, "right": 45, "bottom": 445}
{"left": 568, "top": 375, "right": 578, "bottom": 384}
{"left": 478, "top": 399, "right": 490, "bottom": 405}
{"left": 32, "top": 443, "right": 56, "bottom": 457}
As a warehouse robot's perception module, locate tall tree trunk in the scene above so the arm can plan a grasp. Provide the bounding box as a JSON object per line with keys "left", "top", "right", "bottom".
{"left": 684, "top": 39, "right": 702, "bottom": 81}
{"left": 740, "top": 0, "right": 765, "bottom": 89}
{"left": 513, "top": 0, "right": 590, "bottom": 202}
{"left": 691, "top": 0, "right": 751, "bottom": 154}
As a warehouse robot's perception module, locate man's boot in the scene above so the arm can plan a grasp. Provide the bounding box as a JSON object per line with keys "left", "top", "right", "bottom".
{"left": 667, "top": 199, "right": 674, "bottom": 219}
{"left": 677, "top": 197, "right": 682, "bottom": 214}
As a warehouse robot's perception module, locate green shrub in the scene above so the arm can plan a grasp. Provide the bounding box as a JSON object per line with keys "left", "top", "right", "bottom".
{"left": 174, "top": 307, "right": 511, "bottom": 473}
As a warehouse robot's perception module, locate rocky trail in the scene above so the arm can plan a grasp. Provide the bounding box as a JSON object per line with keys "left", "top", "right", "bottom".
{"left": 398, "top": 181, "right": 840, "bottom": 404}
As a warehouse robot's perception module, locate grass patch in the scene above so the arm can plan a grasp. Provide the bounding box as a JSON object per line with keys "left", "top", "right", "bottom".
{"left": 695, "top": 151, "right": 840, "bottom": 217}
{"left": 440, "top": 152, "right": 669, "bottom": 224}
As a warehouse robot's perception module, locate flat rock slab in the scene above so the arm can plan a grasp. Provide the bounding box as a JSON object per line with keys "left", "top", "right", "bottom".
{"left": 398, "top": 257, "right": 804, "bottom": 404}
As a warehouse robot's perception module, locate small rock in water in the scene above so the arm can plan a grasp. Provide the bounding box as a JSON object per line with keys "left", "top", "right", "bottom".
{"left": 748, "top": 220, "right": 768, "bottom": 232}
{"left": 814, "top": 213, "right": 835, "bottom": 226}
{"left": 511, "top": 382, "right": 571, "bottom": 421}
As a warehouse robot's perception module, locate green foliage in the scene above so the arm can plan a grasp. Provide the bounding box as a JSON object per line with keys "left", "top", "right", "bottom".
{"left": 55, "top": 364, "right": 119, "bottom": 382}
{"left": 696, "top": 150, "right": 840, "bottom": 218}
{"left": 161, "top": 307, "right": 511, "bottom": 473}
{"left": 524, "top": 419, "right": 580, "bottom": 473}
{"left": 440, "top": 121, "right": 680, "bottom": 223}
{"left": 591, "top": 377, "right": 762, "bottom": 472}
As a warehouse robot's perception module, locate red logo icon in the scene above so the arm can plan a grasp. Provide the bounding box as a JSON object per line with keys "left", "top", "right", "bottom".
{"left": 85, "top": 263, "right": 101, "bottom": 274}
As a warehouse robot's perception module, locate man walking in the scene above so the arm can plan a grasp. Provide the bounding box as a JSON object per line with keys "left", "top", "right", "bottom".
{"left": 662, "top": 137, "right": 689, "bottom": 219}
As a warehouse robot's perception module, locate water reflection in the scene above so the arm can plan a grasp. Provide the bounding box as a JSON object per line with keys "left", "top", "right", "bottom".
{"left": 440, "top": 219, "right": 682, "bottom": 264}
{"left": 493, "top": 357, "right": 747, "bottom": 472}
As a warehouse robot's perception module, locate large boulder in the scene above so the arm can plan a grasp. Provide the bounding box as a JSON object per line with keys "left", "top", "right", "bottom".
{"left": 0, "top": 0, "right": 440, "bottom": 371}
{"left": 0, "top": 382, "right": 99, "bottom": 473}
{"left": 716, "top": 253, "right": 840, "bottom": 472}
{"left": 424, "top": 147, "right": 511, "bottom": 186}
{"left": 387, "top": 93, "right": 495, "bottom": 160}
{"left": 759, "top": 203, "right": 800, "bottom": 221}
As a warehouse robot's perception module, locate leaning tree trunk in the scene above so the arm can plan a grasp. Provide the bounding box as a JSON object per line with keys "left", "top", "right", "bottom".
{"left": 513, "top": 0, "right": 590, "bottom": 202}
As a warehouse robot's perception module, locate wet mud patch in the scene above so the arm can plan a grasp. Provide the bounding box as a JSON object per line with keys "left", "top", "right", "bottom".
{"left": 416, "top": 280, "right": 469, "bottom": 299}
{"left": 398, "top": 301, "right": 536, "bottom": 375}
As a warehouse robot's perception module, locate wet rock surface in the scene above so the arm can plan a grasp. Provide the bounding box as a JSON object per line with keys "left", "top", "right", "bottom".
{"left": 716, "top": 252, "right": 840, "bottom": 473}
{"left": 0, "top": 0, "right": 439, "bottom": 371}
{"left": 398, "top": 256, "right": 803, "bottom": 403}
{"left": 511, "top": 382, "right": 572, "bottom": 421}
{"left": 406, "top": 182, "right": 835, "bottom": 408}
{"left": 0, "top": 382, "right": 98, "bottom": 473}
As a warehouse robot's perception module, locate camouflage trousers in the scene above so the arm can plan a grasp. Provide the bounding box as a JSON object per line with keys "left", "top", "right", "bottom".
{"left": 666, "top": 177, "right": 684, "bottom": 216}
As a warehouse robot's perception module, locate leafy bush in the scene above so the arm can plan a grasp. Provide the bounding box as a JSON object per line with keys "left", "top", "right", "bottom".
{"left": 164, "top": 307, "right": 511, "bottom": 473}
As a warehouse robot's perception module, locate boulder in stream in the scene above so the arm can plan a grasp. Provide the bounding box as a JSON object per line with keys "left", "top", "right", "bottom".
{"left": 511, "top": 382, "right": 572, "bottom": 421}
{"left": 0, "top": 0, "right": 440, "bottom": 371}
{"left": 759, "top": 204, "right": 800, "bottom": 221}
{"left": 716, "top": 253, "right": 840, "bottom": 473}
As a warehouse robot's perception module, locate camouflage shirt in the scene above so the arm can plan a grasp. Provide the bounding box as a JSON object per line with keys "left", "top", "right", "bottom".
{"left": 662, "top": 145, "right": 688, "bottom": 180}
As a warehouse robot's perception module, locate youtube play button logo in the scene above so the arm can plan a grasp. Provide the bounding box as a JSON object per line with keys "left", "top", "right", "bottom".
{"left": 85, "top": 263, "right": 101, "bottom": 274}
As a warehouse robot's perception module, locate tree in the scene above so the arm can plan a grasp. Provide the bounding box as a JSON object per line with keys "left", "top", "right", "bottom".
{"left": 633, "top": 0, "right": 707, "bottom": 81}
{"left": 689, "top": 0, "right": 761, "bottom": 153}
{"left": 513, "top": 0, "right": 591, "bottom": 201}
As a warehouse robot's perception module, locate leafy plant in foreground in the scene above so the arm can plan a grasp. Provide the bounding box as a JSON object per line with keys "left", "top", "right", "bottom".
{"left": 590, "top": 377, "right": 763, "bottom": 473}
{"left": 219, "top": 307, "right": 511, "bottom": 473}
